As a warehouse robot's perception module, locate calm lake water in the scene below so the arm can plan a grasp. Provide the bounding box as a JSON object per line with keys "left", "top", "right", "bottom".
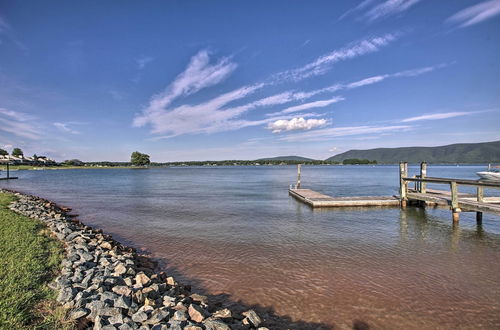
{"left": 2, "top": 165, "right": 500, "bottom": 329}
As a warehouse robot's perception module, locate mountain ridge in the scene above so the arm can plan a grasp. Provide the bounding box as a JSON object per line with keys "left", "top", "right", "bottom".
{"left": 326, "top": 140, "right": 500, "bottom": 164}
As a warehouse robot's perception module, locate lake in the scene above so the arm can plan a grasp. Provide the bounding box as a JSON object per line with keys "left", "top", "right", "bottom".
{"left": 1, "top": 165, "right": 499, "bottom": 329}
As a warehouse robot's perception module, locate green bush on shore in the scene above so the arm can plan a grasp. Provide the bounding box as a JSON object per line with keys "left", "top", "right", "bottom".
{"left": 0, "top": 192, "right": 68, "bottom": 329}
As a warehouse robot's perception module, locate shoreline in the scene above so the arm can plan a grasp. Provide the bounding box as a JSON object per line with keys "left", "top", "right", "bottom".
{"left": 1, "top": 189, "right": 268, "bottom": 330}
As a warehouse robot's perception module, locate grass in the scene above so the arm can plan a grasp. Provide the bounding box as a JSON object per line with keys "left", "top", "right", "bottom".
{"left": 0, "top": 192, "right": 70, "bottom": 329}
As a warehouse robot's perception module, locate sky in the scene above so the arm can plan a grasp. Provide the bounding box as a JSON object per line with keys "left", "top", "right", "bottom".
{"left": 0, "top": 0, "right": 500, "bottom": 162}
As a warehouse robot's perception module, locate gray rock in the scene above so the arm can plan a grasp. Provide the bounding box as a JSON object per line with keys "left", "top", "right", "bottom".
{"left": 171, "top": 310, "right": 187, "bottom": 321}
{"left": 57, "top": 287, "right": 76, "bottom": 302}
{"left": 69, "top": 307, "right": 89, "bottom": 320}
{"left": 242, "top": 309, "right": 262, "bottom": 327}
{"left": 131, "top": 311, "right": 148, "bottom": 323}
{"left": 114, "top": 263, "right": 127, "bottom": 276}
{"left": 108, "top": 313, "right": 125, "bottom": 325}
{"left": 146, "top": 308, "right": 169, "bottom": 324}
{"left": 203, "top": 320, "right": 231, "bottom": 330}
{"left": 115, "top": 296, "right": 132, "bottom": 309}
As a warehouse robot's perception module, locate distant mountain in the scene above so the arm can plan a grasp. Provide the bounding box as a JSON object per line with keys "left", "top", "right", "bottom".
{"left": 326, "top": 141, "right": 500, "bottom": 164}
{"left": 257, "top": 156, "right": 315, "bottom": 161}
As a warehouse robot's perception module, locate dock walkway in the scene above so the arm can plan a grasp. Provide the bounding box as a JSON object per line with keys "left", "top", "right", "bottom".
{"left": 289, "top": 189, "right": 400, "bottom": 208}
{"left": 289, "top": 163, "right": 500, "bottom": 223}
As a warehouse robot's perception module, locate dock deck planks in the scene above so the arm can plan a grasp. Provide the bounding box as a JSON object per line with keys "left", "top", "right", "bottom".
{"left": 289, "top": 188, "right": 400, "bottom": 208}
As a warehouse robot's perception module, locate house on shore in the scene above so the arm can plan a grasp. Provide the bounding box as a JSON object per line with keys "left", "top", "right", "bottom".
{"left": 0, "top": 155, "right": 57, "bottom": 165}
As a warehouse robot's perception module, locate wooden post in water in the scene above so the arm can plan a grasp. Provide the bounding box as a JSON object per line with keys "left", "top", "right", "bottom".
{"left": 399, "top": 162, "right": 408, "bottom": 208}
{"left": 450, "top": 181, "right": 460, "bottom": 222}
{"left": 477, "top": 186, "right": 484, "bottom": 223}
{"left": 420, "top": 162, "right": 427, "bottom": 193}
{"left": 296, "top": 164, "right": 301, "bottom": 189}
{"left": 6, "top": 162, "right": 9, "bottom": 179}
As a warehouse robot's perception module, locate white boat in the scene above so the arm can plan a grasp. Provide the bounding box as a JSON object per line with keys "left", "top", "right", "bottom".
{"left": 476, "top": 165, "right": 500, "bottom": 181}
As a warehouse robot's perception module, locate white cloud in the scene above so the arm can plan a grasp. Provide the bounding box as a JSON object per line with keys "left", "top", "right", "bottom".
{"left": 347, "top": 75, "right": 387, "bottom": 88}
{"left": 329, "top": 147, "right": 340, "bottom": 152}
{"left": 136, "top": 56, "right": 153, "bottom": 69}
{"left": 53, "top": 122, "right": 80, "bottom": 134}
{"left": 447, "top": 0, "right": 500, "bottom": 28}
{"left": 275, "top": 33, "right": 398, "bottom": 81}
{"left": 0, "top": 108, "right": 39, "bottom": 139}
{"left": 268, "top": 117, "right": 328, "bottom": 133}
{"left": 0, "top": 116, "right": 40, "bottom": 139}
{"left": 268, "top": 97, "right": 344, "bottom": 117}
{"left": 339, "top": 0, "right": 377, "bottom": 20}
{"left": 365, "top": 0, "right": 422, "bottom": 21}
{"left": 401, "top": 111, "right": 479, "bottom": 122}
{"left": 0, "top": 108, "right": 35, "bottom": 121}
{"left": 279, "top": 125, "right": 412, "bottom": 142}
{"left": 134, "top": 50, "right": 237, "bottom": 127}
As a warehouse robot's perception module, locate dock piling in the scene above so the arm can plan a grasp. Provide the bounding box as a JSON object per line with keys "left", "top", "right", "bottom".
{"left": 296, "top": 164, "right": 301, "bottom": 189}
{"left": 399, "top": 162, "right": 408, "bottom": 209}
{"left": 420, "top": 162, "right": 427, "bottom": 194}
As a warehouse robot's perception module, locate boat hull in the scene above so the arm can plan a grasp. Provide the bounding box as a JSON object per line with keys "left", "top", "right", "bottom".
{"left": 476, "top": 171, "right": 500, "bottom": 181}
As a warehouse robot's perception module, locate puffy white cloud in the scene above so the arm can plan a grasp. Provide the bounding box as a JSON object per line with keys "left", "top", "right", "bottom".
{"left": 267, "top": 117, "right": 327, "bottom": 133}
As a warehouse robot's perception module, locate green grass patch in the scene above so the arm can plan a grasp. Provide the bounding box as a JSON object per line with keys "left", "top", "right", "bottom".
{"left": 0, "top": 192, "right": 69, "bottom": 329}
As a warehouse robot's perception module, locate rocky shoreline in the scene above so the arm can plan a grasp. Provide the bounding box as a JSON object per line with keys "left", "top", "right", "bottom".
{"left": 3, "top": 190, "right": 266, "bottom": 330}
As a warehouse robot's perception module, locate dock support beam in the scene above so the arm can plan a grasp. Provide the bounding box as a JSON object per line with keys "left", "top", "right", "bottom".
{"left": 296, "top": 164, "right": 301, "bottom": 189}
{"left": 399, "top": 162, "right": 408, "bottom": 208}
{"left": 6, "top": 162, "right": 9, "bottom": 179}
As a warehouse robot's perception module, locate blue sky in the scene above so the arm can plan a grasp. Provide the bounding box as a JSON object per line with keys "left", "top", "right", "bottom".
{"left": 1, "top": 0, "right": 499, "bottom": 161}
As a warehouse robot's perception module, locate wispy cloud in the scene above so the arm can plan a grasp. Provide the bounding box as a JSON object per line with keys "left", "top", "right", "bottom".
{"left": 268, "top": 117, "right": 327, "bottom": 133}
{"left": 0, "top": 108, "right": 35, "bottom": 121}
{"left": 340, "top": 0, "right": 421, "bottom": 22}
{"left": 0, "top": 116, "right": 39, "bottom": 139}
{"left": 134, "top": 50, "right": 238, "bottom": 128}
{"left": 447, "top": 0, "right": 500, "bottom": 28}
{"left": 53, "top": 122, "right": 80, "bottom": 134}
{"left": 0, "top": 16, "right": 27, "bottom": 50}
{"left": 401, "top": 111, "right": 481, "bottom": 122}
{"left": 267, "top": 63, "right": 445, "bottom": 117}
{"left": 279, "top": 125, "right": 412, "bottom": 142}
{"left": 274, "top": 33, "right": 398, "bottom": 81}
{"left": 268, "top": 97, "right": 344, "bottom": 117}
{"left": 136, "top": 56, "right": 153, "bottom": 69}
{"left": 365, "top": 0, "right": 422, "bottom": 22}
{"left": 108, "top": 89, "right": 124, "bottom": 101}
{"left": 339, "top": 0, "right": 377, "bottom": 20}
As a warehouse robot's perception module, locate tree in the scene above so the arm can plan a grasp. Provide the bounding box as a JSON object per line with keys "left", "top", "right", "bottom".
{"left": 12, "top": 148, "right": 23, "bottom": 157}
{"left": 0, "top": 149, "right": 8, "bottom": 156}
{"left": 131, "top": 151, "right": 150, "bottom": 166}
{"left": 63, "top": 159, "right": 84, "bottom": 166}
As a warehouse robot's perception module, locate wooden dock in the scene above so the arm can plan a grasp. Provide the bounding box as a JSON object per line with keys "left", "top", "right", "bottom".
{"left": 289, "top": 189, "right": 400, "bottom": 207}
{"left": 0, "top": 177, "right": 18, "bottom": 180}
{"left": 289, "top": 162, "right": 500, "bottom": 223}
{"left": 0, "top": 163, "right": 18, "bottom": 180}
